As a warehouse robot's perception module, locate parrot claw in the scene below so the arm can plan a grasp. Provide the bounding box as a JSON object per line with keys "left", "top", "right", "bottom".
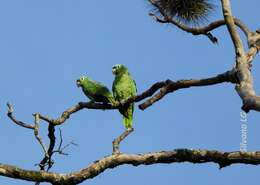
{"left": 111, "top": 101, "right": 120, "bottom": 107}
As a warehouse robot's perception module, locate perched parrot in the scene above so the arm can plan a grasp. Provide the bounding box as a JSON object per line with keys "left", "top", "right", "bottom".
{"left": 112, "top": 64, "right": 137, "bottom": 129}
{"left": 76, "top": 75, "right": 115, "bottom": 104}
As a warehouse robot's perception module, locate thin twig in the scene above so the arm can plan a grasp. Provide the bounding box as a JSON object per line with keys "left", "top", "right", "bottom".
{"left": 34, "top": 114, "right": 49, "bottom": 159}
{"left": 6, "top": 103, "right": 34, "bottom": 129}
{"left": 112, "top": 128, "right": 134, "bottom": 155}
{"left": 52, "top": 129, "right": 78, "bottom": 155}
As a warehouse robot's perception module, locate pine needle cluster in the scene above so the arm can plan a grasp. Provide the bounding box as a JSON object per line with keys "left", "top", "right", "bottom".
{"left": 155, "top": 0, "right": 215, "bottom": 24}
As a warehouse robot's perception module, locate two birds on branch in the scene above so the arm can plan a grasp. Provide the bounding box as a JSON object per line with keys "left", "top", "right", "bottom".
{"left": 76, "top": 64, "right": 137, "bottom": 154}
{"left": 75, "top": 0, "right": 214, "bottom": 154}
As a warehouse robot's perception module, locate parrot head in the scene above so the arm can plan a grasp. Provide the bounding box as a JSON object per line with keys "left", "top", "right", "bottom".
{"left": 112, "top": 64, "right": 128, "bottom": 75}
{"left": 76, "top": 76, "right": 89, "bottom": 87}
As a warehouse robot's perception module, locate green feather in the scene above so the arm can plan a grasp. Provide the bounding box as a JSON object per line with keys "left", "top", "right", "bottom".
{"left": 77, "top": 76, "right": 115, "bottom": 104}
{"left": 112, "top": 64, "right": 137, "bottom": 129}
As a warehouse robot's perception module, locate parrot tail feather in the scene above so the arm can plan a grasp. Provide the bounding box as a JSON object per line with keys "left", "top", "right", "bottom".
{"left": 123, "top": 116, "right": 132, "bottom": 129}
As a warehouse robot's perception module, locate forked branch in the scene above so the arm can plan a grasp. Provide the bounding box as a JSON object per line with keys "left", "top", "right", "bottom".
{"left": 220, "top": 0, "right": 260, "bottom": 112}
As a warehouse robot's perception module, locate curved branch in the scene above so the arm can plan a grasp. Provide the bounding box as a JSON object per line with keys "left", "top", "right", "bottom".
{"left": 37, "top": 82, "right": 166, "bottom": 126}
{"left": 7, "top": 103, "right": 35, "bottom": 130}
{"left": 34, "top": 114, "right": 49, "bottom": 159}
{"left": 149, "top": 0, "right": 251, "bottom": 38}
{"left": 0, "top": 164, "right": 62, "bottom": 184}
{"left": 1, "top": 149, "right": 260, "bottom": 184}
{"left": 139, "top": 70, "right": 237, "bottom": 110}
{"left": 221, "top": 0, "right": 245, "bottom": 56}
{"left": 34, "top": 70, "right": 239, "bottom": 125}
{"left": 38, "top": 102, "right": 116, "bottom": 125}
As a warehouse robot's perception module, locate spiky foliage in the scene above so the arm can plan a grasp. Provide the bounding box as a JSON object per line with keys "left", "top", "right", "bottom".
{"left": 154, "top": 0, "right": 214, "bottom": 24}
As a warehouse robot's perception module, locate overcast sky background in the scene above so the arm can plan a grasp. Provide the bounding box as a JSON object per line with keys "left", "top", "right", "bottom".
{"left": 0, "top": 1, "right": 260, "bottom": 184}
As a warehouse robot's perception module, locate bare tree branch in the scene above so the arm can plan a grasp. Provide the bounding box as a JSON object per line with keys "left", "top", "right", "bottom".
{"left": 36, "top": 81, "right": 166, "bottom": 126}
{"left": 139, "top": 70, "right": 237, "bottom": 110}
{"left": 37, "top": 124, "right": 56, "bottom": 172}
{"left": 1, "top": 149, "right": 260, "bottom": 184}
{"left": 148, "top": 0, "right": 251, "bottom": 39}
{"left": 34, "top": 70, "right": 238, "bottom": 126}
{"left": 7, "top": 103, "right": 35, "bottom": 130}
{"left": 52, "top": 130, "right": 77, "bottom": 156}
{"left": 112, "top": 128, "right": 134, "bottom": 154}
{"left": 221, "top": 0, "right": 245, "bottom": 56}
{"left": 38, "top": 102, "right": 116, "bottom": 126}
{"left": 34, "top": 114, "right": 49, "bottom": 159}
{"left": 220, "top": 0, "right": 260, "bottom": 112}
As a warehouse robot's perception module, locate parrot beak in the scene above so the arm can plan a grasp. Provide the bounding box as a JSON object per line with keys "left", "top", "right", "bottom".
{"left": 76, "top": 79, "right": 81, "bottom": 87}
{"left": 112, "top": 68, "right": 116, "bottom": 75}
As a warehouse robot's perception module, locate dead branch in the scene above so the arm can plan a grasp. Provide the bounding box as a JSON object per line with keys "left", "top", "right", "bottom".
{"left": 7, "top": 103, "right": 35, "bottom": 129}
{"left": 148, "top": 0, "right": 251, "bottom": 39}
{"left": 220, "top": 0, "right": 260, "bottom": 113}
{"left": 1, "top": 149, "right": 260, "bottom": 184}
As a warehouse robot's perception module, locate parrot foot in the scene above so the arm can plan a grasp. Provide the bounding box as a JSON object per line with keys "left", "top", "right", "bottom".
{"left": 111, "top": 101, "right": 120, "bottom": 107}
{"left": 112, "top": 128, "right": 134, "bottom": 155}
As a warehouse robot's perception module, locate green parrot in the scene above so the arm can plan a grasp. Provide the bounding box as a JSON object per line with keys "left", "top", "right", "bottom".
{"left": 76, "top": 75, "right": 115, "bottom": 104}
{"left": 112, "top": 64, "right": 137, "bottom": 129}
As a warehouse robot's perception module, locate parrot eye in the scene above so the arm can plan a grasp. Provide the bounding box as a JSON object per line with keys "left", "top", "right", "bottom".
{"left": 114, "top": 65, "right": 120, "bottom": 70}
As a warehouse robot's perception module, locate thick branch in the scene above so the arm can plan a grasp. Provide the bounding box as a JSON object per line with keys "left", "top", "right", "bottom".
{"left": 221, "top": 0, "right": 245, "bottom": 56}
{"left": 220, "top": 0, "right": 260, "bottom": 112}
{"left": 1, "top": 149, "right": 260, "bottom": 184}
{"left": 0, "top": 164, "right": 62, "bottom": 184}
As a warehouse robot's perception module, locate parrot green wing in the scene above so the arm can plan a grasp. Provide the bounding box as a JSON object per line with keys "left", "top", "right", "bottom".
{"left": 81, "top": 78, "right": 115, "bottom": 104}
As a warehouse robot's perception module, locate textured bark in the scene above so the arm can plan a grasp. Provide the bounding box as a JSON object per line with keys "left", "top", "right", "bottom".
{"left": 1, "top": 149, "right": 260, "bottom": 184}
{"left": 145, "top": 0, "right": 260, "bottom": 112}
{"left": 220, "top": 0, "right": 260, "bottom": 112}
{"left": 7, "top": 103, "right": 35, "bottom": 129}
{"left": 139, "top": 70, "right": 237, "bottom": 110}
